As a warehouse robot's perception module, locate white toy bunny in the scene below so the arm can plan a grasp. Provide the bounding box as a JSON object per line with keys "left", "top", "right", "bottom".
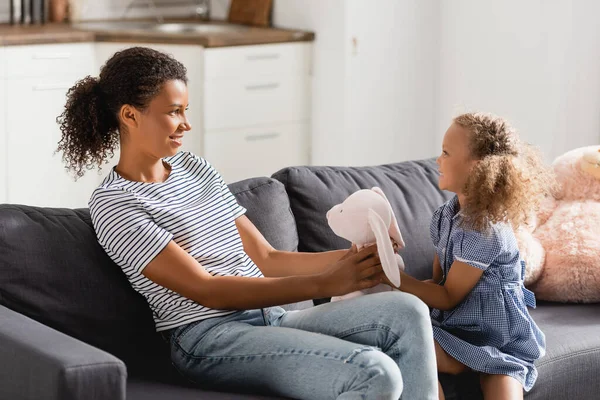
{"left": 328, "top": 187, "right": 406, "bottom": 302}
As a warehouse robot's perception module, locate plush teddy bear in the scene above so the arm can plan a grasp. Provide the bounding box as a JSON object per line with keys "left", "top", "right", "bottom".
{"left": 517, "top": 145, "right": 600, "bottom": 302}
{"left": 327, "top": 187, "right": 405, "bottom": 302}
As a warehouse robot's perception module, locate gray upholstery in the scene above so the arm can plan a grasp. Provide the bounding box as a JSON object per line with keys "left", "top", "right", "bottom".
{"left": 272, "top": 159, "right": 453, "bottom": 281}
{"left": 229, "top": 177, "right": 299, "bottom": 253}
{"left": 0, "top": 204, "right": 174, "bottom": 380}
{"left": 1, "top": 160, "right": 599, "bottom": 400}
{"left": 526, "top": 302, "right": 600, "bottom": 400}
{"left": 127, "top": 379, "right": 281, "bottom": 400}
{"left": 0, "top": 304, "right": 126, "bottom": 400}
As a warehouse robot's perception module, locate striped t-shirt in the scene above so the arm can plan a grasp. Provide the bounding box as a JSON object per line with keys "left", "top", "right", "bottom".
{"left": 89, "top": 151, "right": 264, "bottom": 331}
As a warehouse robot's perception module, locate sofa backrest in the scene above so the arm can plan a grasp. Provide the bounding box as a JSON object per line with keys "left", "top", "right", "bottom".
{"left": 0, "top": 204, "right": 168, "bottom": 378}
{"left": 272, "top": 158, "right": 453, "bottom": 285}
{"left": 0, "top": 177, "right": 298, "bottom": 377}
{"left": 229, "top": 177, "right": 299, "bottom": 252}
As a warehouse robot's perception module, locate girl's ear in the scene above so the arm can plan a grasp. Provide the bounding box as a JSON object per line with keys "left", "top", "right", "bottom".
{"left": 467, "top": 157, "right": 479, "bottom": 174}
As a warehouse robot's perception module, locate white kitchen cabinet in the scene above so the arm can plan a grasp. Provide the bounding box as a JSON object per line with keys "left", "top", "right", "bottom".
{"left": 94, "top": 43, "right": 204, "bottom": 169}
{"left": 204, "top": 42, "right": 311, "bottom": 79}
{"left": 4, "top": 74, "right": 100, "bottom": 208}
{"left": 203, "top": 43, "right": 312, "bottom": 182}
{"left": 4, "top": 43, "right": 94, "bottom": 79}
{"left": 204, "top": 122, "right": 309, "bottom": 182}
{"left": 3, "top": 43, "right": 99, "bottom": 208}
{"left": 204, "top": 76, "right": 310, "bottom": 131}
{"left": 0, "top": 40, "right": 311, "bottom": 207}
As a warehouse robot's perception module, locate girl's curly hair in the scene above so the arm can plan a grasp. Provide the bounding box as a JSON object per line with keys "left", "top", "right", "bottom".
{"left": 56, "top": 46, "right": 188, "bottom": 178}
{"left": 455, "top": 113, "right": 556, "bottom": 231}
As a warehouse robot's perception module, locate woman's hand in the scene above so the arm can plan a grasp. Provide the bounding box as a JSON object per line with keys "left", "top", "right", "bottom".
{"left": 317, "top": 244, "right": 384, "bottom": 297}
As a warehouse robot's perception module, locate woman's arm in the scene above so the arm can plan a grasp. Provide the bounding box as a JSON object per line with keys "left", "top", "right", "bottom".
{"left": 397, "top": 260, "right": 484, "bottom": 310}
{"left": 142, "top": 240, "right": 384, "bottom": 310}
{"left": 235, "top": 215, "right": 346, "bottom": 277}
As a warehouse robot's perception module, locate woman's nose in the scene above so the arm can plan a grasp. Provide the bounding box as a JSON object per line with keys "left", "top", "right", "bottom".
{"left": 181, "top": 120, "right": 192, "bottom": 131}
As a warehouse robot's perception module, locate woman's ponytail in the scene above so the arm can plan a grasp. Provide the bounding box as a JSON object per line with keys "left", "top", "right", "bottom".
{"left": 56, "top": 75, "right": 119, "bottom": 178}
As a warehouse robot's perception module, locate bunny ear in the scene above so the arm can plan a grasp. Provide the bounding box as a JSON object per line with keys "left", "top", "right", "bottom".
{"left": 371, "top": 187, "right": 405, "bottom": 248}
{"left": 368, "top": 209, "right": 401, "bottom": 288}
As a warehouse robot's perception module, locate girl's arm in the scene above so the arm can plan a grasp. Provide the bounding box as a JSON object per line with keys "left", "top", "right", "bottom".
{"left": 235, "top": 215, "right": 347, "bottom": 277}
{"left": 397, "top": 260, "right": 484, "bottom": 310}
{"left": 423, "top": 254, "right": 443, "bottom": 283}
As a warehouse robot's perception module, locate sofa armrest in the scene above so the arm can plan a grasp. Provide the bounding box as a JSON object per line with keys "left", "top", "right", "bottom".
{"left": 0, "top": 304, "right": 126, "bottom": 400}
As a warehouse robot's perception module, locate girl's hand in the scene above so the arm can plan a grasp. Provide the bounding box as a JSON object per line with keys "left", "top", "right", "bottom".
{"left": 317, "top": 244, "right": 384, "bottom": 297}
{"left": 380, "top": 268, "right": 405, "bottom": 290}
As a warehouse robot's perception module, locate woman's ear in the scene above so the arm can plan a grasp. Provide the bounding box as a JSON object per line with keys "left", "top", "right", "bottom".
{"left": 120, "top": 104, "right": 139, "bottom": 130}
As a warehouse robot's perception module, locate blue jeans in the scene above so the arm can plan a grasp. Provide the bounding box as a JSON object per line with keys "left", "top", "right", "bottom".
{"left": 165, "top": 292, "right": 438, "bottom": 399}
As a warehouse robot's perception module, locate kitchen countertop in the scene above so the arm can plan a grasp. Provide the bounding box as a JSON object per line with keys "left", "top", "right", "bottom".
{"left": 0, "top": 19, "right": 315, "bottom": 47}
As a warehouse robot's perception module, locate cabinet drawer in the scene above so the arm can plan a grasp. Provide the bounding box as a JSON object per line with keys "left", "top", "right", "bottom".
{"left": 5, "top": 78, "right": 100, "bottom": 208}
{"left": 204, "top": 122, "right": 309, "bottom": 183}
{"left": 204, "top": 43, "right": 311, "bottom": 79}
{"left": 4, "top": 43, "right": 94, "bottom": 78}
{"left": 204, "top": 77, "right": 310, "bottom": 130}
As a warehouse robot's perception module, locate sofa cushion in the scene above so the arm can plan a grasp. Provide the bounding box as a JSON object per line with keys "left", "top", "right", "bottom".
{"left": 127, "top": 378, "right": 283, "bottom": 400}
{"left": 228, "top": 178, "right": 298, "bottom": 252}
{"left": 524, "top": 302, "right": 600, "bottom": 400}
{"left": 0, "top": 204, "right": 171, "bottom": 380}
{"left": 0, "top": 177, "right": 303, "bottom": 378}
{"left": 272, "top": 159, "right": 452, "bottom": 282}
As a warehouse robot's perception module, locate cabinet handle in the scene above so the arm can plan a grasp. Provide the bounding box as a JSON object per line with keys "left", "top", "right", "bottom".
{"left": 245, "top": 53, "right": 280, "bottom": 61}
{"left": 32, "top": 53, "right": 72, "bottom": 60}
{"left": 245, "top": 83, "right": 280, "bottom": 91}
{"left": 245, "top": 133, "right": 280, "bottom": 142}
{"left": 32, "top": 83, "right": 72, "bottom": 91}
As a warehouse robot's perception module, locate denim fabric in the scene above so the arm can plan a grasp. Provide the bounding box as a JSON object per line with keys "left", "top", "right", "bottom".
{"left": 166, "top": 292, "right": 438, "bottom": 400}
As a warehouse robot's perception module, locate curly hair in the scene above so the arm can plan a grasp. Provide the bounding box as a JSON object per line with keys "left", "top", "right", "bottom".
{"left": 56, "top": 46, "right": 188, "bottom": 178}
{"left": 454, "top": 113, "right": 556, "bottom": 231}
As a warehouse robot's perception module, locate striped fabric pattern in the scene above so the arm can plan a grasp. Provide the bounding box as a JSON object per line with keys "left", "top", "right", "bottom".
{"left": 89, "top": 152, "right": 263, "bottom": 331}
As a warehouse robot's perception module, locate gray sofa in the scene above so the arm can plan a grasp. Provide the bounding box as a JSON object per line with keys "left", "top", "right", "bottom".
{"left": 0, "top": 158, "right": 598, "bottom": 400}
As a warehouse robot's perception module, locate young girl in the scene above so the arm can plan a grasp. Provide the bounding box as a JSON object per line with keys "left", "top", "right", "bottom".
{"left": 56, "top": 46, "right": 439, "bottom": 400}
{"left": 396, "top": 113, "right": 551, "bottom": 400}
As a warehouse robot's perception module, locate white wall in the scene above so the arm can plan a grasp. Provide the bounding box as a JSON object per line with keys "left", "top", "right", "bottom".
{"left": 276, "top": 0, "right": 600, "bottom": 165}
{"left": 439, "top": 0, "right": 600, "bottom": 161}
{"left": 343, "top": 0, "right": 439, "bottom": 166}
{"left": 274, "top": 0, "right": 440, "bottom": 166}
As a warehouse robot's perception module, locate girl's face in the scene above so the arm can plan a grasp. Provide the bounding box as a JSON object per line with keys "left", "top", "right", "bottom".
{"left": 130, "top": 79, "right": 191, "bottom": 158}
{"left": 436, "top": 123, "right": 477, "bottom": 194}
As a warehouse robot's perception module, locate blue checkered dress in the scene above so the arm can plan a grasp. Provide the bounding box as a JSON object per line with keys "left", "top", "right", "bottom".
{"left": 430, "top": 196, "right": 546, "bottom": 391}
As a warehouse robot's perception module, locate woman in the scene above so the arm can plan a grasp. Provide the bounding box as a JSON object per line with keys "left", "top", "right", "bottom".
{"left": 57, "top": 46, "right": 438, "bottom": 400}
